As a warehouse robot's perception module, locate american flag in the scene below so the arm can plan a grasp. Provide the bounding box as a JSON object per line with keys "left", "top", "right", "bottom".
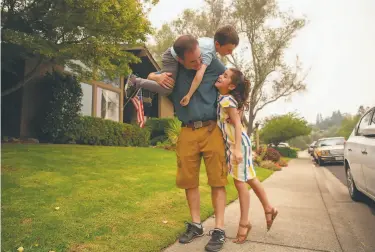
{"left": 130, "top": 89, "right": 145, "bottom": 128}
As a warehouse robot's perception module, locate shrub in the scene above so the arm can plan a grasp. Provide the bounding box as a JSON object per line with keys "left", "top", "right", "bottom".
{"left": 260, "top": 160, "right": 282, "bottom": 171}
{"left": 37, "top": 71, "right": 83, "bottom": 143}
{"left": 277, "top": 159, "right": 288, "bottom": 167}
{"left": 145, "top": 118, "right": 175, "bottom": 139}
{"left": 275, "top": 147, "right": 298, "bottom": 158}
{"left": 166, "top": 117, "right": 181, "bottom": 145}
{"left": 264, "top": 147, "right": 281, "bottom": 162}
{"left": 256, "top": 144, "right": 268, "bottom": 160}
{"left": 150, "top": 135, "right": 168, "bottom": 146}
{"left": 75, "top": 116, "right": 150, "bottom": 147}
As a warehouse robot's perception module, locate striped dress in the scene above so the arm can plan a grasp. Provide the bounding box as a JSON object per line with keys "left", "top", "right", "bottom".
{"left": 217, "top": 94, "right": 256, "bottom": 182}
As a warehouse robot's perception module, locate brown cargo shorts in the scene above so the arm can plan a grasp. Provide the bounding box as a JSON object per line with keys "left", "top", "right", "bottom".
{"left": 175, "top": 123, "right": 228, "bottom": 189}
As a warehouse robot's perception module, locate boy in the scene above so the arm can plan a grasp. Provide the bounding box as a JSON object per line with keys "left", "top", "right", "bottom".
{"left": 125, "top": 25, "right": 239, "bottom": 104}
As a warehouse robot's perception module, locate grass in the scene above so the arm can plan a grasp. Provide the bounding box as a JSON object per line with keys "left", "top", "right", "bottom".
{"left": 1, "top": 144, "right": 273, "bottom": 252}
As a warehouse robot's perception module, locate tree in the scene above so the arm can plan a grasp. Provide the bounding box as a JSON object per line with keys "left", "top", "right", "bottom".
{"left": 149, "top": 24, "right": 177, "bottom": 65}
{"left": 148, "top": 0, "right": 307, "bottom": 135}
{"left": 338, "top": 115, "right": 361, "bottom": 139}
{"left": 1, "top": 0, "right": 156, "bottom": 97}
{"left": 231, "top": 0, "right": 307, "bottom": 135}
{"left": 357, "top": 105, "right": 370, "bottom": 116}
{"left": 260, "top": 113, "right": 311, "bottom": 145}
{"left": 148, "top": 0, "right": 233, "bottom": 60}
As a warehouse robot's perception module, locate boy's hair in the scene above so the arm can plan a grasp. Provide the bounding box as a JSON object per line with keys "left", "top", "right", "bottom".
{"left": 229, "top": 68, "right": 251, "bottom": 111}
{"left": 173, "top": 35, "right": 199, "bottom": 59}
{"left": 214, "top": 25, "right": 239, "bottom": 46}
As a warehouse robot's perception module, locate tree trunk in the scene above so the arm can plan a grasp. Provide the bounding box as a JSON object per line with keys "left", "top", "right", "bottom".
{"left": 247, "top": 110, "right": 255, "bottom": 136}
{"left": 1, "top": 57, "right": 43, "bottom": 97}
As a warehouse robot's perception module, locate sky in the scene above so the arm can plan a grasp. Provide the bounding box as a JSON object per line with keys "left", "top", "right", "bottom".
{"left": 148, "top": 0, "right": 375, "bottom": 123}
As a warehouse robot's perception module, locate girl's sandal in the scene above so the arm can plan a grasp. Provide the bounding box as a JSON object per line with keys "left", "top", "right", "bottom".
{"left": 233, "top": 222, "right": 252, "bottom": 244}
{"left": 265, "top": 207, "right": 279, "bottom": 231}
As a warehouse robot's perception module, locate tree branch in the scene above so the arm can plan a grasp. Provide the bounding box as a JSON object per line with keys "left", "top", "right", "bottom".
{"left": 226, "top": 54, "right": 240, "bottom": 68}
{"left": 1, "top": 57, "right": 43, "bottom": 97}
{"left": 254, "top": 83, "right": 305, "bottom": 114}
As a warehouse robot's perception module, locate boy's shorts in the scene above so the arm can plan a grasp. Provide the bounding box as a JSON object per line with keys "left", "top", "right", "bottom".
{"left": 175, "top": 123, "right": 228, "bottom": 189}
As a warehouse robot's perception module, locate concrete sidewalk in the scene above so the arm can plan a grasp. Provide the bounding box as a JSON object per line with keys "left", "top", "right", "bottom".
{"left": 164, "top": 154, "right": 375, "bottom": 252}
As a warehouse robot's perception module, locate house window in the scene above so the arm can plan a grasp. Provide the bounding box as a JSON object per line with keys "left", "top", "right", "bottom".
{"left": 96, "top": 87, "right": 120, "bottom": 122}
{"left": 80, "top": 82, "right": 93, "bottom": 116}
{"left": 101, "top": 77, "right": 121, "bottom": 88}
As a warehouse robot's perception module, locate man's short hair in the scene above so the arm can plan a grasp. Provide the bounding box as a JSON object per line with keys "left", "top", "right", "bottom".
{"left": 173, "top": 35, "right": 199, "bottom": 59}
{"left": 214, "top": 25, "right": 239, "bottom": 46}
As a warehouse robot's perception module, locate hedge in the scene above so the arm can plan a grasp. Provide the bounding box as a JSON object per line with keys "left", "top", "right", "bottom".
{"left": 145, "top": 118, "right": 175, "bottom": 145}
{"left": 275, "top": 147, "right": 298, "bottom": 158}
{"left": 36, "top": 71, "right": 83, "bottom": 143}
{"left": 74, "top": 116, "right": 150, "bottom": 147}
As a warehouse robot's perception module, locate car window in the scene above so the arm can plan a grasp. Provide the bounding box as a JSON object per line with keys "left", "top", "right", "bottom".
{"left": 319, "top": 138, "right": 345, "bottom": 147}
{"left": 357, "top": 109, "right": 374, "bottom": 135}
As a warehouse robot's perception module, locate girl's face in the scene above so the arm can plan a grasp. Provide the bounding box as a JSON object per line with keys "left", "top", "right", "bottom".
{"left": 215, "top": 69, "right": 236, "bottom": 94}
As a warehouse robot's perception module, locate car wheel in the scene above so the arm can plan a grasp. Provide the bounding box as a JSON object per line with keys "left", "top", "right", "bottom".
{"left": 346, "top": 166, "right": 361, "bottom": 201}
{"left": 318, "top": 158, "right": 324, "bottom": 166}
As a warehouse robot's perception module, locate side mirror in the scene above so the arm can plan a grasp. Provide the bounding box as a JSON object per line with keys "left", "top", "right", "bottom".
{"left": 362, "top": 125, "right": 375, "bottom": 137}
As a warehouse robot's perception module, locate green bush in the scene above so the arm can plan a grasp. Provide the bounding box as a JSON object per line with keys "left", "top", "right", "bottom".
{"left": 264, "top": 147, "right": 281, "bottom": 162}
{"left": 75, "top": 116, "right": 150, "bottom": 147}
{"left": 166, "top": 117, "right": 181, "bottom": 145}
{"left": 275, "top": 147, "right": 298, "bottom": 158}
{"left": 150, "top": 135, "right": 168, "bottom": 146}
{"left": 260, "top": 160, "right": 282, "bottom": 171}
{"left": 37, "top": 71, "right": 83, "bottom": 143}
{"left": 145, "top": 118, "right": 175, "bottom": 139}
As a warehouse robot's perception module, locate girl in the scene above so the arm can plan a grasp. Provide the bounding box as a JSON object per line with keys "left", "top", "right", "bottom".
{"left": 215, "top": 68, "right": 278, "bottom": 244}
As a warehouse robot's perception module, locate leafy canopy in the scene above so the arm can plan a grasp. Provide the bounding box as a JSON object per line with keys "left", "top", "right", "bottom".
{"left": 1, "top": 0, "right": 156, "bottom": 96}
{"left": 260, "top": 113, "right": 311, "bottom": 145}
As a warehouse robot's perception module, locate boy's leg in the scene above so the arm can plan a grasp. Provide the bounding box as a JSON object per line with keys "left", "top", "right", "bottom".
{"left": 161, "top": 48, "right": 178, "bottom": 80}
{"left": 124, "top": 48, "right": 178, "bottom": 97}
{"left": 125, "top": 76, "right": 171, "bottom": 98}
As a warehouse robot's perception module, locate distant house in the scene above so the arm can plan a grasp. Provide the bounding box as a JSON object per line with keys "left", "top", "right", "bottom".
{"left": 1, "top": 46, "right": 174, "bottom": 138}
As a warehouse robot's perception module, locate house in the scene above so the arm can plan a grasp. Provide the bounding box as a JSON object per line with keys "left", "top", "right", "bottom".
{"left": 1, "top": 46, "right": 174, "bottom": 138}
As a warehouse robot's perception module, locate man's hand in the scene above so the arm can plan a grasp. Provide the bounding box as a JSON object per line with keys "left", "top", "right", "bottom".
{"left": 180, "top": 95, "right": 191, "bottom": 106}
{"left": 156, "top": 72, "right": 175, "bottom": 89}
{"left": 233, "top": 148, "right": 243, "bottom": 164}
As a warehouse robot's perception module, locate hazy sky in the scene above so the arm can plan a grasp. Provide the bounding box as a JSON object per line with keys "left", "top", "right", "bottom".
{"left": 148, "top": 0, "right": 375, "bottom": 123}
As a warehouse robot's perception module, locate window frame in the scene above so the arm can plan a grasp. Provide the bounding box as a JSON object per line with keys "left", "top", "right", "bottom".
{"left": 356, "top": 109, "right": 375, "bottom": 136}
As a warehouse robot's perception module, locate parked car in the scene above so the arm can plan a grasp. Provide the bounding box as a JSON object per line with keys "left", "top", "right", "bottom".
{"left": 308, "top": 141, "right": 317, "bottom": 155}
{"left": 313, "top": 137, "right": 345, "bottom": 166}
{"left": 268, "top": 142, "right": 290, "bottom": 148}
{"left": 344, "top": 107, "right": 375, "bottom": 202}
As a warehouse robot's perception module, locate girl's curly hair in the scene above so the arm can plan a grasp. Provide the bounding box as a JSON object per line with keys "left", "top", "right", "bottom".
{"left": 228, "top": 68, "right": 251, "bottom": 111}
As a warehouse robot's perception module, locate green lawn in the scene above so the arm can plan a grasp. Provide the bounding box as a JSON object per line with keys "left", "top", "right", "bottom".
{"left": 1, "top": 144, "right": 273, "bottom": 252}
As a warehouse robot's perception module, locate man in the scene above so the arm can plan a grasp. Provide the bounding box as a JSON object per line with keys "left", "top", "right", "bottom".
{"left": 148, "top": 35, "right": 227, "bottom": 252}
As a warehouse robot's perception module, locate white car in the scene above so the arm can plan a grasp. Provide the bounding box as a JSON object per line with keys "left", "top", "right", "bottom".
{"left": 313, "top": 137, "right": 345, "bottom": 165}
{"left": 344, "top": 107, "right": 375, "bottom": 202}
{"left": 278, "top": 142, "right": 290, "bottom": 148}
{"left": 269, "top": 142, "right": 290, "bottom": 148}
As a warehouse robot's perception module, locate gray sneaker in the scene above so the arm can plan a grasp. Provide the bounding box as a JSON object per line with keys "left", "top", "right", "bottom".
{"left": 205, "top": 229, "right": 226, "bottom": 252}
{"left": 179, "top": 222, "right": 204, "bottom": 244}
